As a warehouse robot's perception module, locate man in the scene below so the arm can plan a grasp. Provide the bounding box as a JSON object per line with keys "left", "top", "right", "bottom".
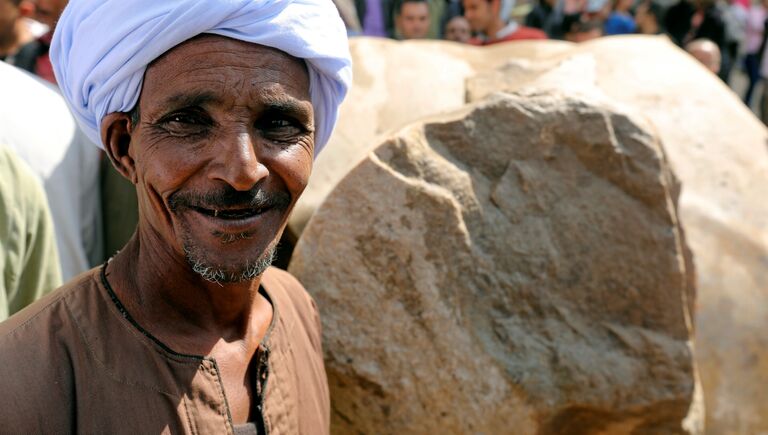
{"left": 356, "top": 0, "right": 393, "bottom": 37}
{"left": 0, "top": 144, "right": 61, "bottom": 321}
{"left": 0, "top": 0, "right": 47, "bottom": 70}
{"left": 525, "top": 0, "right": 565, "bottom": 39}
{"left": 686, "top": 37, "right": 722, "bottom": 73}
{"left": 635, "top": 0, "right": 664, "bottom": 35}
{"left": 0, "top": 60, "right": 103, "bottom": 282}
{"left": 0, "top": 0, "right": 31, "bottom": 60}
{"left": 464, "top": 0, "right": 548, "bottom": 44}
{"left": 0, "top": 0, "right": 352, "bottom": 433}
{"left": 395, "top": 0, "right": 432, "bottom": 39}
{"left": 563, "top": 13, "right": 604, "bottom": 41}
{"left": 665, "top": 0, "right": 726, "bottom": 50}
{"left": 0, "top": 0, "right": 64, "bottom": 83}
{"left": 604, "top": 0, "right": 637, "bottom": 35}
{"left": 444, "top": 15, "right": 473, "bottom": 42}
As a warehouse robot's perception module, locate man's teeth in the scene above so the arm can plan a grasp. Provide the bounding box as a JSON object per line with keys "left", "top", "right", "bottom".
{"left": 200, "top": 207, "right": 263, "bottom": 219}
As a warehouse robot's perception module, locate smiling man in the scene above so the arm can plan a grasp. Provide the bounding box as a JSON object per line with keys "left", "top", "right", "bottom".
{"left": 0, "top": 0, "right": 351, "bottom": 434}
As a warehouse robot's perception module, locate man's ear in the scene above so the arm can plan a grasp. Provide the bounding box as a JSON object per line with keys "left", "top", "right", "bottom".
{"left": 101, "top": 112, "right": 138, "bottom": 184}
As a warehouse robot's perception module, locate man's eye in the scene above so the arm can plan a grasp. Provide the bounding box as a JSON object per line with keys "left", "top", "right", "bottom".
{"left": 166, "top": 114, "right": 200, "bottom": 125}
{"left": 258, "top": 117, "right": 304, "bottom": 140}
{"left": 157, "top": 111, "right": 211, "bottom": 137}
{"left": 269, "top": 119, "right": 293, "bottom": 128}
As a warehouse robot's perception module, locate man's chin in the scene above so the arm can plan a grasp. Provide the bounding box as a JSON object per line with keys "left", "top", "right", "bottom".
{"left": 183, "top": 244, "right": 276, "bottom": 284}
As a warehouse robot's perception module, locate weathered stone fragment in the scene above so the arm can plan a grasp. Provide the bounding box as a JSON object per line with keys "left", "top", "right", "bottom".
{"left": 290, "top": 92, "right": 697, "bottom": 434}
{"left": 466, "top": 36, "right": 768, "bottom": 434}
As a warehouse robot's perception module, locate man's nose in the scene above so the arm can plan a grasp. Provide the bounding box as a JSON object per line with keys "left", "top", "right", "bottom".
{"left": 209, "top": 131, "right": 268, "bottom": 191}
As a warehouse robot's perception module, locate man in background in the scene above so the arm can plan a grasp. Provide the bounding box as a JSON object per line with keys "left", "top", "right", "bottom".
{"left": 0, "top": 144, "right": 61, "bottom": 322}
{"left": 464, "top": 0, "right": 548, "bottom": 44}
{"left": 0, "top": 0, "right": 45, "bottom": 70}
{"left": 0, "top": 0, "right": 66, "bottom": 83}
{"left": 686, "top": 37, "right": 722, "bottom": 72}
{"left": 395, "top": 0, "right": 432, "bottom": 39}
{"left": 445, "top": 15, "right": 472, "bottom": 42}
{"left": 635, "top": 0, "right": 665, "bottom": 35}
{"left": 0, "top": 60, "right": 103, "bottom": 282}
{"left": 526, "top": 0, "right": 565, "bottom": 39}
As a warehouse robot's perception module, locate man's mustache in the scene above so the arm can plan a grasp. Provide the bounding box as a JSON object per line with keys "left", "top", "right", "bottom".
{"left": 168, "top": 185, "right": 292, "bottom": 213}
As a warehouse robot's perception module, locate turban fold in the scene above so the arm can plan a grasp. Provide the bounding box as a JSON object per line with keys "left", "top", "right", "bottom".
{"left": 51, "top": 0, "right": 352, "bottom": 156}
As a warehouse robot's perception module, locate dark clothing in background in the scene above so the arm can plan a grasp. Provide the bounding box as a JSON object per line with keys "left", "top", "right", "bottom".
{"left": 665, "top": 1, "right": 726, "bottom": 49}
{"left": 526, "top": 1, "right": 565, "bottom": 39}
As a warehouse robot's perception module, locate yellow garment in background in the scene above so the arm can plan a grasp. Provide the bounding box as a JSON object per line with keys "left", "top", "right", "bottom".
{"left": 0, "top": 145, "right": 61, "bottom": 322}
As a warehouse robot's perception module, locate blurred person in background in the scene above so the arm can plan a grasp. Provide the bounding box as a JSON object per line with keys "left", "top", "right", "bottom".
{"left": 0, "top": 0, "right": 46, "bottom": 72}
{"left": 526, "top": 0, "right": 566, "bottom": 38}
{"left": 563, "top": 13, "right": 604, "bottom": 41}
{"left": 464, "top": 0, "right": 548, "bottom": 44}
{"left": 333, "top": 0, "right": 364, "bottom": 34}
{"left": 604, "top": 0, "right": 637, "bottom": 34}
{"left": 635, "top": 0, "right": 665, "bottom": 34}
{"left": 720, "top": 0, "right": 747, "bottom": 82}
{"left": 0, "top": 0, "right": 32, "bottom": 60}
{"left": 742, "top": 0, "right": 766, "bottom": 104}
{"left": 686, "top": 37, "right": 723, "bottom": 71}
{"left": 0, "top": 60, "right": 103, "bottom": 282}
{"left": 444, "top": 14, "right": 473, "bottom": 41}
{"left": 355, "top": 0, "right": 394, "bottom": 36}
{"left": 0, "top": 144, "right": 61, "bottom": 322}
{"left": 395, "top": 0, "right": 433, "bottom": 38}
{"left": 1, "top": 0, "right": 67, "bottom": 84}
{"left": 666, "top": 0, "right": 726, "bottom": 50}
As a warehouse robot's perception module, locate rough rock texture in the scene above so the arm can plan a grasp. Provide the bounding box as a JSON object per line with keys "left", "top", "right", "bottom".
{"left": 464, "top": 36, "right": 768, "bottom": 434}
{"left": 294, "top": 36, "right": 768, "bottom": 433}
{"left": 289, "top": 38, "right": 567, "bottom": 235}
{"left": 290, "top": 92, "right": 698, "bottom": 434}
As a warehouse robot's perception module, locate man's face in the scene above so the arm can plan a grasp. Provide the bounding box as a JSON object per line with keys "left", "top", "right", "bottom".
{"left": 462, "top": 0, "right": 495, "bottom": 33}
{"left": 124, "top": 35, "right": 313, "bottom": 283}
{"left": 30, "top": 0, "right": 67, "bottom": 29}
{"left": 396, "top": 1, "right": 431, "bottom": 39}
{"left": 444, "top": 16, "right": 471, "bottom": 43}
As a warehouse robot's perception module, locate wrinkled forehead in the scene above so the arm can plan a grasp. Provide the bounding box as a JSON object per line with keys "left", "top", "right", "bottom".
{"left": 139, "top": 34, "right": 311, "bottom": 109}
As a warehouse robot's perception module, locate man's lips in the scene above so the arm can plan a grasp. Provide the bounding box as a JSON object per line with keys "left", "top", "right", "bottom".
{"left": 190, "top": 205, "right": 269, "bottom": 220}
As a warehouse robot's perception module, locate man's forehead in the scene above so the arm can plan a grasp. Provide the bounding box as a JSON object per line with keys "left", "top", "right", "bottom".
{"left": 140, "top": 34, "right": 311, "bottom": 107}
{"left": 148, "top": 35, "right": 307, "bottom": 78}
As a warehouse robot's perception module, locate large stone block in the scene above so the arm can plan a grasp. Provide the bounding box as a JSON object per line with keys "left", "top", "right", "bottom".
{"left": 465, "top": 36, "right": 768, "bottom": 434}
{"left": 290, "top": 92, "right": 698, "bottom": 434}
{"left": 295, "top": 36, "right": 768, "bottom": 433}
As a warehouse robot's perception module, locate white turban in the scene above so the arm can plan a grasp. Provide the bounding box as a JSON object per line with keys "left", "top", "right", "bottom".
{"left": 51, "top": 0, "right": 352, "bottom": 156}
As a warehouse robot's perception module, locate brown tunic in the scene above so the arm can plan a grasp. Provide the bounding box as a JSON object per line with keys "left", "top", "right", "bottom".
{"left": 0, "top": 266, "right": 329, "bottom": 434}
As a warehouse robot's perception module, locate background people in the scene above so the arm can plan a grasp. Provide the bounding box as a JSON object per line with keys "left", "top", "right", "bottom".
{"left": 395, "top": 0, "right": 433, "bottom": 38}
{"left": 0, "top": 144, "right": 61, "bottom": 322}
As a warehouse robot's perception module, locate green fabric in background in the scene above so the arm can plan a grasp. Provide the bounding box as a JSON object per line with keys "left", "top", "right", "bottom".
{"left": 0, "top": 145, "right": 62, "bottom": 322}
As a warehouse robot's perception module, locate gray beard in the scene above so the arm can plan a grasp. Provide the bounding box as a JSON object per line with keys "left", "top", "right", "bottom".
{"left": 183, "top": 241, "right": 275, "bottom": 284}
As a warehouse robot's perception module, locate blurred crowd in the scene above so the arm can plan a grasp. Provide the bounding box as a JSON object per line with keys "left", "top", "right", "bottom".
{"left": 333, "top": 0, "right": 768, "bottom": 115}
{"left": 0, "top": 0, "right": 767, "bottom": 318}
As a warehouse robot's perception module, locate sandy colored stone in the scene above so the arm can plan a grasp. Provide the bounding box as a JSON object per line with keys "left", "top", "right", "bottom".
{"left": 289, "top": 38, "right": 569, "bottom": 235}
{"left": 464, "top": 36, "right": 768, "bottom": 435}
{"left": 292, "top": 36, "right": 768, "bottom": 433}
{"left": 290, "top": 92, "right": 697, "bottom": 434}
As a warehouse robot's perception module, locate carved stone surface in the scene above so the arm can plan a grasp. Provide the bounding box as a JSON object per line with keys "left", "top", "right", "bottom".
{"left": 290, "top": 92, "right": 697, "bottom": 434}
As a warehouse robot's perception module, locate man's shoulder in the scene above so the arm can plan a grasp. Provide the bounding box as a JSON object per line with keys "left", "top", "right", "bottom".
{"left": 263, "top": 267, "right": 317, "bottom": 315}
{"left": 262, "top": 267, "right": 322, "bottom": 340}
{"left": 0, "top": 268, "right": 99, "bottom": 345}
